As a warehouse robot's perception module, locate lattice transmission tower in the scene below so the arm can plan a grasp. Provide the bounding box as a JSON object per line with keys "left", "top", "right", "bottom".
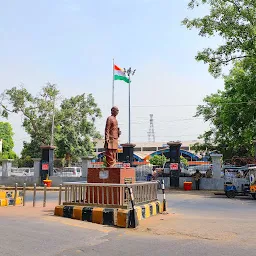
{"left": 147, "top": 114, "right": 155, "bottom": 142}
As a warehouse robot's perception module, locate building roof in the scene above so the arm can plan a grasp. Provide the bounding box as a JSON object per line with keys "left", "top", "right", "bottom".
{"left": 135, "top": 151, "right": 155, "bottom": 159}
{"left": 94, "top": 139, "right": 202, "bottom": 149}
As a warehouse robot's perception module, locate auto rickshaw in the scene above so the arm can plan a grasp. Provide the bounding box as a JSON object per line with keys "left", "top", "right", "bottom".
{"left": 224, "top": 166, "right": 250, "bottom": 198}
{"left": 248, "top": 166, "right": 256, "bottom": 199}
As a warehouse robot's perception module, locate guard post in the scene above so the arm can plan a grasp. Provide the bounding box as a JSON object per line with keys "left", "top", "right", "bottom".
{"left": 40, "top": 145, "right": 55, "bottom": 185}
{"left": 168, "top": 141, "right": 182, "bottom": 188}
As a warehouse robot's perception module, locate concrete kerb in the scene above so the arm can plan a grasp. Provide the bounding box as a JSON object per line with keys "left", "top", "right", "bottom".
{"left": 54, "top": 200, "right": 165, "bottom": 228}
{"left": 0, "top": 197, "right": 23, "bottom": 206}
{"left": 0, "top": 190, "right": 24, "bottom": 207}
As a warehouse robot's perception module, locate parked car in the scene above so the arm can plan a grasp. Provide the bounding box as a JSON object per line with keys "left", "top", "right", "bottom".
{"left": 61, "top": 167, "right": 82, "bottom": 177}
{"left": 10, "top": 168, "right": 34, "bottom": 176}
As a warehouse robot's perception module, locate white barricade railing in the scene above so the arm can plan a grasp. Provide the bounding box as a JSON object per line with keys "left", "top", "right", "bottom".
{"left": 63, "top": 182, "right": 158, "bottom": 209}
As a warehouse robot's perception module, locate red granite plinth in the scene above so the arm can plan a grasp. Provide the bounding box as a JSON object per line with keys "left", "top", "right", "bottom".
{"left": 87, "top": 167, "right": 135, "bottom": 184}
{"left": 86, "top": 167, "right": 136, "bottom": 205}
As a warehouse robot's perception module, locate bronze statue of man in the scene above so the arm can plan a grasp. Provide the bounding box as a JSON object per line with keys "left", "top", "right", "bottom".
{"left": 104, "top": 106, "right": 121, "bottom": 167}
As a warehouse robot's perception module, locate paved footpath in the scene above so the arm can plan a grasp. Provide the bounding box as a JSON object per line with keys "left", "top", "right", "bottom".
{"left": 0, "top": 191, "right": 255, "bottom": 256}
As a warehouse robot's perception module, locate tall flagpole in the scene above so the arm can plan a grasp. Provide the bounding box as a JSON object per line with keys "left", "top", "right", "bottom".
{"left": 128, "top": 73, "right": 131, "bottom": 144}
{"left": 124, "top": 67, "right": 136, "bottom": 144}
{"left": 112, "top": 58, "right": 115, "bottom": 107}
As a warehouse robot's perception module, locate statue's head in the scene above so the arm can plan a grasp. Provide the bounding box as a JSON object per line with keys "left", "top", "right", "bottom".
{"left": 111, "top": 106, "right": 119, "bottom": 117}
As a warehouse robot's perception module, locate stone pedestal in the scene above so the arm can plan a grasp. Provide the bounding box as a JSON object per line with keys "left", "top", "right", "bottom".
{"left": 210, "top": 153, "right": 222, "bottom": 179}
{"left": 81, "top": 156, "right": 94, "bottom": 179}
{"left": 88, "top": 167, "right": 135, "bottom": 184}
{"left": 167, "top": 141, "right": 182, "bottom": 188}
{"left": 2, "top": 160, "right": 13, "bottom": 177}
{"left": 87, "top": 167, "right": 136, "bottom": 205}
{"left": 121, "top": 143, "right": 136, "bottom": 165}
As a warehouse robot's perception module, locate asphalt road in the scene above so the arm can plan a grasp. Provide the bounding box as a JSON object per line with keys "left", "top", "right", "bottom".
{"left": 0, "top": 191, "right": 256, "bottom": 256}
{"left": 25, "top": 191, "right": 61, "bottom": 203}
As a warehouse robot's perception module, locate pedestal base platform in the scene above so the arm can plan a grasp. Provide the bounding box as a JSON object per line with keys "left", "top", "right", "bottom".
{"left": 87, "top": 167, "right": 136, "bottom": 184}
{"left": 86, "top": 167, "right": 135, "bottom": 205}
{"left": 54, "top": 200, "right": 164, "bottom": 228}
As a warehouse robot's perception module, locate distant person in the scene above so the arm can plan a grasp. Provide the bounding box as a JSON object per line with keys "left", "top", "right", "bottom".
{"left": 206, "top": 169, "right": 212, "bottom": 178}
{"left": 193, "top": 170, "right": 203, "bottom": 190}
{"left": 146, "top": 173, "right": 153, "bottom": 181}
{"left": 152, "top": 170, "right": 158, "bottom": 180}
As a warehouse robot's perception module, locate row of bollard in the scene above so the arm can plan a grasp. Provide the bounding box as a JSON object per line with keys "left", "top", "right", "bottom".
{"left": 12, "top": 183, "right": 63, "bottom": 207}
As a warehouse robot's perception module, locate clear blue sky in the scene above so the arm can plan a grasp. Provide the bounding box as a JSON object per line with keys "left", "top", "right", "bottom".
{"left": 0, "top": 0, "right": 224, "bottom": 154}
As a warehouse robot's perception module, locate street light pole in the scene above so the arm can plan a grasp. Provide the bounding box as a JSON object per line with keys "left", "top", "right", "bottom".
{"left": 50, "top": 96, "right": 55, "bottom": 146}
{"left": 128, "top": 74, "right": 131, "bottom": 144}
{"left": 124, "top": 67, "right": 136, "bottom": 144}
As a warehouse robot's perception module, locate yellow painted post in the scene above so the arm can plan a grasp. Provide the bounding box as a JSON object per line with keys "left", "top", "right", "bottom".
{"left": 72, "top": 206, "right": 83, "bottom": 220}
{"left": 0, "top": 191, "right": 6, "bottom": 199}
{"left": 144, "top": 204, "right": 150, "bottom": 218}
{"left": 92, "top": 208, "right": 103, "bottom": 224}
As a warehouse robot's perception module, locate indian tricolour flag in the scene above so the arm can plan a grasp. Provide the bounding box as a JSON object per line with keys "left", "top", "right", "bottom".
{"left": 114, "top": 64, "right": 130, "bottom": 83}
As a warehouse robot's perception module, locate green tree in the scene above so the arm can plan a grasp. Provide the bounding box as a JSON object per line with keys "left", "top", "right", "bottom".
{"left": 0, "top": 92, "right": 6, "bottom": 117}
{"left": 21, "top": 140, "right": 41, "bottom": 159}
{"left": 183, "top": 0, "right": 256, "bottom": 158}
{"left": 0, "top": 122, "right": 16, "bottom": 159}
{"left": 180, "top": 156, "right": 189, "bottom": 167}
{"left": 54, "top": 93, "right": 101, "bottom": 164}
{"left": 149, "top": 155, "right": 167, "bottom": 166}
{"left": 194, "top": 58, "right": 256, "bottom": 158}
{"left": 182, "top": 0, "right": 256, "bottom": 77}
{"left": 17, "top": 156, "right": 34, "bottom": 168}
{"left": 3, "top": 84, "right": 102, "bottom": 161}
{"left": 4, "top": 83, "right": 58, "bottom": 146}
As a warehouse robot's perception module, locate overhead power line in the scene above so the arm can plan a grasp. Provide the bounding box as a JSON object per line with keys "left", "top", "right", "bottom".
{"left": 132, "top": 134, "right": 200, "bottom": 138}
{"left": 117, "top": 101, "right": 256, "bottom": 108}
{"left": 96, "top": 117, "right": 204, "bottom": 125}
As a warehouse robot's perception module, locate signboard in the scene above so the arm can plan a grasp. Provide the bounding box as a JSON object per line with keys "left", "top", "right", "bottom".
{"left": 99, "top": 170, "right": 109, "bottom": 179}
{"left": 170, "top": 163, "right": 179, "bottom": 170}
{"left": 123, "top": 163, "right": 130, "bottom": 168}
{"left": 124, "top": 178, "right": 133, "bottom": 184}
{"left": 42, "top": 163, "right": 49, "bottom": 171}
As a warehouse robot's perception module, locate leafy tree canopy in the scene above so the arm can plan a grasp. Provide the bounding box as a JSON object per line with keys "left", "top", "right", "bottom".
{"left": 0, "top": 122, "right": 16, "bottom": 159}
{"left": 194, "top": 58, "right": 256, "bottom": 158}
{"left": 149, "top": 155, "right": 167, "bottom": 166}
{"left": 2, "top": 83, "right": 102, "bottom": 160}
{"left": 182, "top": 0, "right": 256, "bottom": 77}
{"left": 183, "top": 0, "right": 256, "bottom": 159}
{"left": 180, "top": 156, "right": 189, "bottom": 166}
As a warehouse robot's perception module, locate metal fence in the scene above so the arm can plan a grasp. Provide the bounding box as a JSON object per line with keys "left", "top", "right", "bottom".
{"left": 0, "top": 183, "right": 60, "bottom": 207}
{"left": 52, "top": 167, "right": 82, "bottom": 177}
{"left": 63, "top": 181, "right": 158, "bottom": 209}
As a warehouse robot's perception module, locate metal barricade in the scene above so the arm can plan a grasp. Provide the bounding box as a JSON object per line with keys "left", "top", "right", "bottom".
{"left": 62, "top": 182, "right": 158, "bottom": 209}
